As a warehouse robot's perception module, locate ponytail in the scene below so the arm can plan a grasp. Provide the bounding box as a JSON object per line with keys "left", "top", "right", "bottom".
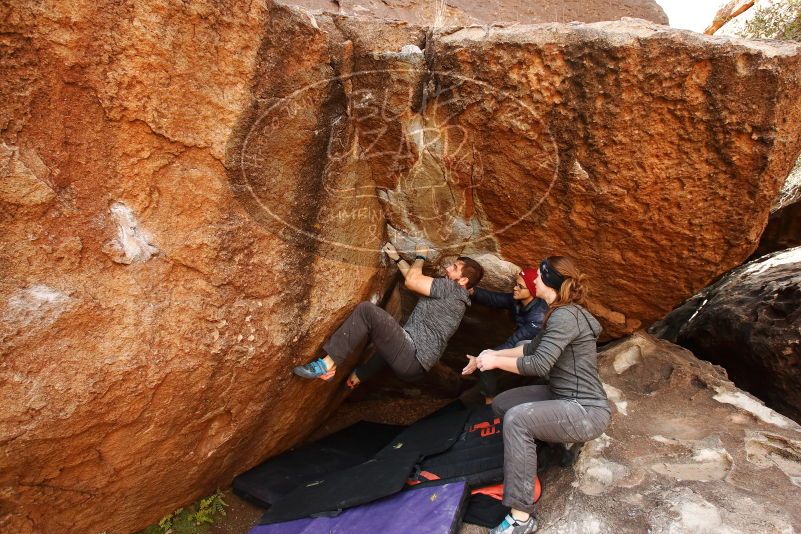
{"left": 543, "top": 256, "right": 590, "bottom": 325}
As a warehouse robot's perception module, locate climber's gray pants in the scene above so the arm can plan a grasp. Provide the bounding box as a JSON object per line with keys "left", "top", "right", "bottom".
{"left": 493, "top": 385, "right": 611, "bottom": 513}
{"left": 323, "top": 302, "right": 424, "bottom": 382}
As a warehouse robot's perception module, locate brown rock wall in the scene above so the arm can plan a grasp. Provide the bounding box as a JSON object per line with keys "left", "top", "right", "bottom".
{"left": 423, "top": 23, "right": 801, "bottom": 335}
{"left": 1, "top": 2, "right": 388, "bottom": 532}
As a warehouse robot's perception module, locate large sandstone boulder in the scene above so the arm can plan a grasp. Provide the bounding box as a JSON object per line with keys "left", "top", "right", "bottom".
{"left": 704, "top": 0, "right": 801, "bottom": 213}
{"left": 527, "top": 332, "right": 801, "bottom": 532}
{"left": 2, "top": 1, "right": 801, "bottom": 532}
{"left": 231, "top": 6, "right": 801, "bottom": 336}
{"left": 274, "top": 0, "right": 669, "bottom": 26}
{"left": 651, "top": 246, "right": 801, "bottom": 422}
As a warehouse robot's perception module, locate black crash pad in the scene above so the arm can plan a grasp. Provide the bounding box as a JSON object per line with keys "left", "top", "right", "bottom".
{"left": 233, "top": 421, "right": 403, "bottom": 509}
{"left": 239, "top": 400, "right": 506, "bottom": 526}
{"left": 410, "top": 404, "right": 504, "bottom": 487}
{"left": 375, "top": 406, "right": 471, "bottom": 459}
{"left": 258, "top": 451, "right": 420, "bottom": 524}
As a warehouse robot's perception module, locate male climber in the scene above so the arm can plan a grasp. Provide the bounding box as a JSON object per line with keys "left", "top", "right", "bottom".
{"left": 462, "top": 267, "right": 548, "bottom": 403}
{"left": 293, "top": 242, "right": 484, "bottom": 389}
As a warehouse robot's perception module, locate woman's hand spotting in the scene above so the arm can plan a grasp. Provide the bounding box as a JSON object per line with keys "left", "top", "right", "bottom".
{"left": 462, "top": 354, "right": 478, "bottom": 375}
{"left": 476, "top": 350, "right": 497, "bottom": 372}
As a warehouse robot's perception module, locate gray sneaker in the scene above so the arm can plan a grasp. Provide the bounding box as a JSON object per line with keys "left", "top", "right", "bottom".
{"left": 489, "top": 513, "right": 538, "bottom": 534}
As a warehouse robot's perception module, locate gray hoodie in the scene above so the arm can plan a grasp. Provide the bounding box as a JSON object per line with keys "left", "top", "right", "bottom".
{"left": 519, "top": 304, "right": 610, "bottom": 410}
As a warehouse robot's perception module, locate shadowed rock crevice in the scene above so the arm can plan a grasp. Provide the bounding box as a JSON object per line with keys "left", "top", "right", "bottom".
{"left": 753, "top": 200, "right": 801, "bottom": 258}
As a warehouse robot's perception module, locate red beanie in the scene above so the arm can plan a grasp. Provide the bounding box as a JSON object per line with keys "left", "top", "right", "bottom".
{"left": 520, "top": 267, "right": 538, "bottom": 297}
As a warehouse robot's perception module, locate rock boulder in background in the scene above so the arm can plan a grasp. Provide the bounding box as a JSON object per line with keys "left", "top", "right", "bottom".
{"left": 651, "top": 247, "right": 801, "bottom": 422}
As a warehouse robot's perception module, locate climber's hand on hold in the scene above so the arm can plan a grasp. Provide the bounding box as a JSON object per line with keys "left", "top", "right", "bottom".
{"left": 383, "top": 242, "right": 401, "bottom": 262}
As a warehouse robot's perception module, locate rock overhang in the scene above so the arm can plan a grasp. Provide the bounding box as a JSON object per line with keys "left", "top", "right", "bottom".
{"left": 239, "top": 5, "right": 801, "bottom": 335}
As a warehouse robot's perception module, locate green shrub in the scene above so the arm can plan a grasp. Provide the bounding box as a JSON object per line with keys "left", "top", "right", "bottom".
{"left": 743, "top": 0, "right": 801, "bottom": 41}
{"left": 137, "top": 491, "right": 228, "bottom": 534}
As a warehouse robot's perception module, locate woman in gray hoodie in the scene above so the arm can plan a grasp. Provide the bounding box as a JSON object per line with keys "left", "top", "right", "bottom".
{"left": 476, "top": 256, "right": 611, "bottom": 534}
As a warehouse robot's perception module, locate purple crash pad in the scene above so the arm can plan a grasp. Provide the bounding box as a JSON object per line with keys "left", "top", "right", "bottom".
{"left": 248, "top": 481, "right": 468, "bottom": 534}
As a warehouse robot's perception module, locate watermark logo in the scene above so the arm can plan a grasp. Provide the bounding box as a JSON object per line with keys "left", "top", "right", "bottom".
{"left": 230, "top": 67, "right": 558, "bottom": 266}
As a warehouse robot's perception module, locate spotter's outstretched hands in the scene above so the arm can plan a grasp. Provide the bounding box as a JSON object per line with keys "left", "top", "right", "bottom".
{"left": 476, "top": 350, "right": 498, "bottom": 372}
{"left": 462, "top": 354, "right": 478, "bottom": 375}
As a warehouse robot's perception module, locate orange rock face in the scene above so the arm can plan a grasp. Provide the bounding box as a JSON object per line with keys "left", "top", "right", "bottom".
{"left": 2, "top": 1, "right": 801, "bottom": 532}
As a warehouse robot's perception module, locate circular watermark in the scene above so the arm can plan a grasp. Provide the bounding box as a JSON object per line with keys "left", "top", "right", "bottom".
{"left": 230, "top": 67, "right": 558, "bottom": 266}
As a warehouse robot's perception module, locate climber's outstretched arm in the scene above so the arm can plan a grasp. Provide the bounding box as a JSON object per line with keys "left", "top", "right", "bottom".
{"left": 383, "top": 242, "right": 433, "bottom": 297}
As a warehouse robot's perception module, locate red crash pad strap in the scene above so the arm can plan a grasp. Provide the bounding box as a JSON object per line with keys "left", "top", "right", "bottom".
{"left": 470, "top": 476, "right": 541, "bottom": 503}
{"left": 406, "top": 470, "right": 441, "bottom": 486}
